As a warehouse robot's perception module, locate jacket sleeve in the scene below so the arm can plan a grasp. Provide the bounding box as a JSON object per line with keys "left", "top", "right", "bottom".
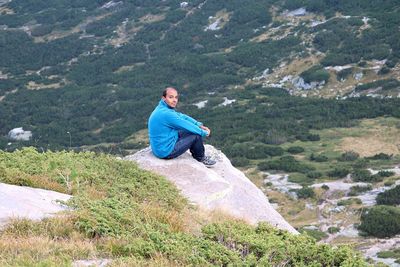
{"left": 166, "top": 111, "right": 207, "bottom": 137}
{"left": 177, "top": 112, "right": 203, "bottom": 126}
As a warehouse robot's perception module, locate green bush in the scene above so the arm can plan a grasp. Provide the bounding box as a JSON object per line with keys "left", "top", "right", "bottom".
{"left": 300, "top": 65, "right": 330, "bottom": 83}
{"left": 258, "top": 156, "right": 314, "bottom": 173}
{"left": 366, "top": 153, "right": 392, "bottom": 160}
{"left": 376, "top": 170, "right": 395, "bottom": 178}
{"left": 298, "top": 228, "right": 328, "bottom": 242}
{"left": 376, "top": 185, "right": 400, "bottom": 206}
{"left": 359, "top": 205, "right": 400, "bottom": 238}
{"left": 307, "top": 171, "right": 323, "bottom": 179}
{"left": 378, "top": 66, "right": 391, "bottom": 75}
{"left": 231, "top": 157, "right": 250, "bottom": 167}
{"left": 327, "top": 167, "right": 350, "bottom": 178}
{"left": 337, "top": 198, "right": 362, "bottom": 206}
{"left": 31, "top": 24, "right": 54, "bottom": 37}
{"left": 377, "top": 248, "right": 400, "bottom": 263}
{"left": 328, "top": 226, "right": 340, "bottom": 234}
{"left": 310, "top": 153, "right": 328, "bottom": 162}
{"left": 348, "top": 185, "right": 372, "bottom": 196}
{"left": 321, "top": 184, "right": 330, "bottom": 190}
{"left": 351, "top": 169, "right": 377, "bottom": 182}
{"left": 337, "top": 68, "right": 352, "bottom": 81}
{"left": 295, "top": 187, "right": 315, "bottom": 199}
{"left": 287, "top": 146, "right": 304, "bottom": 154}
{"left": 355, "top": 79, "right": 400, "bottom": 92}
{"left": 339, "top": 151, "right": 359, "bottom": 161}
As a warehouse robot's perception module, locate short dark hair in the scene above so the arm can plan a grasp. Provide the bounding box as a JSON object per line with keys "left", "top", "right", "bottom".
{"left": 163, "top": 87, "right": 177, "bottom": 97}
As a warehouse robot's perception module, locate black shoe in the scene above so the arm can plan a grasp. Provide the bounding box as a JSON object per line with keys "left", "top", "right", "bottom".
{"left": 200, "top": 156, "right": 216, "bottom": 166}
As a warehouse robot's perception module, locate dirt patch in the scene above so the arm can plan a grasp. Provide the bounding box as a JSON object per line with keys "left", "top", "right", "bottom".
{"left": 339, "top": 119, "right": 400, "bottom": 157}
{"left": 0, "top": 6, "right": 13, "bottom": 14}
{"left": 26, "top": 81, "right": 63, "bottom": 90}
{"left": 33, "top": 13, "right": 112, "bottom": 43}
{"left": 139, "top": 13, "right": 165, "bottom": 24}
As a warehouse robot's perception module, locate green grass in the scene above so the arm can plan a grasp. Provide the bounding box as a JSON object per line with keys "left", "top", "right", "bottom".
{"left": 0, "top": 147, "right": 367, "bottom": 266}
{"left": 377, "top": 248, "right": 400, "bottom": 263}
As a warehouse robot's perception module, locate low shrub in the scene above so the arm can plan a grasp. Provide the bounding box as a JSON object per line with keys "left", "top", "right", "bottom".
{"left": 348, "top": 185, "right": 372, "bottom": 196}
{"left": 258, "top": 156, "right": 314, "bottom": 173}
{"left": 295, "top": 187, "right": 315, "bottom": 199}
{"left": 366, "top": 153, "right": 392, "bottom": 160}
{"left": 321, "top": 184, "right": 330, "bottom": 190}
{"left": 310, "top": 153, "right": 328, "bottom": 162}
{"left": 306, "top": 171, "right": 323, "bottom": 179}
{"left": 359, "top": 205, "right": 400, "bottom": 238}
{"left": 376, "top": 185, "right": 400, "bottom": 206}
{"left": 376, "top": 170, "right": 395, "bottom": 178}
{"left": 327, "top": 167, "right": 350, "bottom": 178}
{"left": 287, "top": 146, "right": 305, "bottom": 154}
{"left": 328, "top": 226, "right": 340, "bottom": 234}
{"left": 338, "top": 151, "right": 359, "bottom": 162}
{"left": 231, "top": 157, "right": 250, "bottom": 167}
{"left": 351, "top": 169, "right": 378, "bottom": 182}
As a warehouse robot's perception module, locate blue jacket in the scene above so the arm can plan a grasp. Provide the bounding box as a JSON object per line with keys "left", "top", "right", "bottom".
{"left": 148, "top": 100, "right": 208, "bottom": 158}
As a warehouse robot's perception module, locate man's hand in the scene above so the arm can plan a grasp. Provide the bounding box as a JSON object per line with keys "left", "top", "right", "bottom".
{"left": 200, "top": 125, "right": 211, "bottom": 136}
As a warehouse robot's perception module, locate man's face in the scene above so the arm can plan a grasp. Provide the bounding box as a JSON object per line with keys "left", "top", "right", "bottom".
{"left": 162, "top": 88, "right": 178, "bottom": 108}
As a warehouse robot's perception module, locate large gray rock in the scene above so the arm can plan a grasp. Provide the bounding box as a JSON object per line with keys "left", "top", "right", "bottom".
{"left": 125, "top": 145, "right": 297, "bottom": 233}
{"left": 0, "top": 183, "right": 71, "bottom": 227}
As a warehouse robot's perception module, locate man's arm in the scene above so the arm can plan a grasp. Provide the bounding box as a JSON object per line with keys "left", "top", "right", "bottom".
{"left": 200, "top": 125, "right": 211, "bottom": 136}
{"left": 166, "top": 111, "right": 208, "bottom": 136}
{"left": 177, "top": 112, "right": 202, "bottom": 126}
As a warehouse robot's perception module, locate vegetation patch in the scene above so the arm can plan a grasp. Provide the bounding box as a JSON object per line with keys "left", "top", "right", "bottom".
{"left": 377, "top": 248, "right": 400, "bottom": 264}
{"left": 0, "top": 148, "right": 366, "bottom": 265}
{"left": 376, "top": 185, "right": 400, "bottom": 206}
{"left": 359, "top": 205, "right": 400, "bottom": 238}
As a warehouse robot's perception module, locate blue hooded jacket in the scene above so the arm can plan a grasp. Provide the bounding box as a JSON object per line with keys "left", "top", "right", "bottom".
{"left": 148, "top": 100, "right": 208, "bottom": 158}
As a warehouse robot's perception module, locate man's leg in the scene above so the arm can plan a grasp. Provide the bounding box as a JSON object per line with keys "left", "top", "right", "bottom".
{"left": 165, "top": 131, "right": 204, "bottom": 161}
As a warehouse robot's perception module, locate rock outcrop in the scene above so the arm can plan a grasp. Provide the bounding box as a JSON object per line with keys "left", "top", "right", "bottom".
{"left": 125, "top": 145, "right": 297, "bottom": 233}
{"left": 0, "top": 183, "right": 71, "bottom": 227}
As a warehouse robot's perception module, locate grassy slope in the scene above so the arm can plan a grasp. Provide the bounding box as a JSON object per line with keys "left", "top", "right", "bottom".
{"left": 0, "top": 148, "right": 367, "bottom": 266}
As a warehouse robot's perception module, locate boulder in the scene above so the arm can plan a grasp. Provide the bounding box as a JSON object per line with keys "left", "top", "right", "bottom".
{"left": 0, "top": 183, "right": 71, "bottom": 227}
{"left": 8, "top": 127, "right": 32, "bottom": 141}
{"left": 125, "top": 145, "right": 297, "bottom": 233}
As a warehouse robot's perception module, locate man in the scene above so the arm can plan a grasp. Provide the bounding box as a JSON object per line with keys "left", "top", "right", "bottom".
{"left": 148, "top": 87, "right": 216, "bottom": 166}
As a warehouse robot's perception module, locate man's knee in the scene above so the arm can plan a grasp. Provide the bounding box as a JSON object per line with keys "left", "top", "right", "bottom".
{"left": 193, "top": 134, "right": 203, "bottom": 143}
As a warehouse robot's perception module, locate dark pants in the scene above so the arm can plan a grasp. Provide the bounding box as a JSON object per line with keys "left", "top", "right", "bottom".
{"left": 165, "top": 131, "right": 204, "bottom": 161}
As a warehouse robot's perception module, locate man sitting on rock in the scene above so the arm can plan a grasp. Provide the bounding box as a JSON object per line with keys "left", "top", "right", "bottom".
{"left": 148, "top": 87, "right": 216, "bottom": 166}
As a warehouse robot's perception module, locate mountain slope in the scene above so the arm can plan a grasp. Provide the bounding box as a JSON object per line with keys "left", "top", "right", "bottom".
{"left": 0, "top": 0, "right": 400, "bottom": 151}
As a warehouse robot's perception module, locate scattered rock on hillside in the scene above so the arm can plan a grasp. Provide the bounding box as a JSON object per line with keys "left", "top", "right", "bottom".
{"left": 125, "top": 145, "right": 298, "bottom": 233}
{"left": 0, "top": 183, "right": 71, "bottom": 227}
{"left": 8, "top": 127, "right": 32, "bottom": 141}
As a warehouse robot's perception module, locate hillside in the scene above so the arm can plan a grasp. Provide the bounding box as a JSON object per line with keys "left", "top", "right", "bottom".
{"left": 1, "top": 1, "right": 400, "bottom": 264}
{"left": 0, "top": 148, "right": 366, "bottom": 266}
{"left": 0, "top": 0, "right": 400, "bottom": 152}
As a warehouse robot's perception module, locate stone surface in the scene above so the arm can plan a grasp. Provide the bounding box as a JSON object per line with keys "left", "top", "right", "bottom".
{"left": 125, "top": 145, "right": 297, "bottom": 233}
{"left": 7, "top": 127, "right": 32, "bottom": 141}
{"left": 0, "top": 183, "right": 71, "bottom": 227}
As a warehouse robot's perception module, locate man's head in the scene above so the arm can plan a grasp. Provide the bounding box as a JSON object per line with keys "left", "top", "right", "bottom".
{"left": 162, "top": 87, "right": 178, "bottom": 108}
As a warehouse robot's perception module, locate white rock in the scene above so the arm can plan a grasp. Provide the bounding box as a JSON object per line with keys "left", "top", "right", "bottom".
{"left": 0, "top": 183, "right": 71, "bottom": 227}
{"left": 180, "top": 2, "right": 188, "bottom": 8}
{"left": 193, "top": 100, "right": 208, "bottom": 109}
{"left": 125, "top": 145, "right": 297, "bottom": 233}
{"left": 286, "top": 7, "right": 307, "bottom": 17}
{"left": 8, "top": 127, "right": 32, "bottom": 141}
{"left": 218, "top": 97, "right": 236, "bottom": 107}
